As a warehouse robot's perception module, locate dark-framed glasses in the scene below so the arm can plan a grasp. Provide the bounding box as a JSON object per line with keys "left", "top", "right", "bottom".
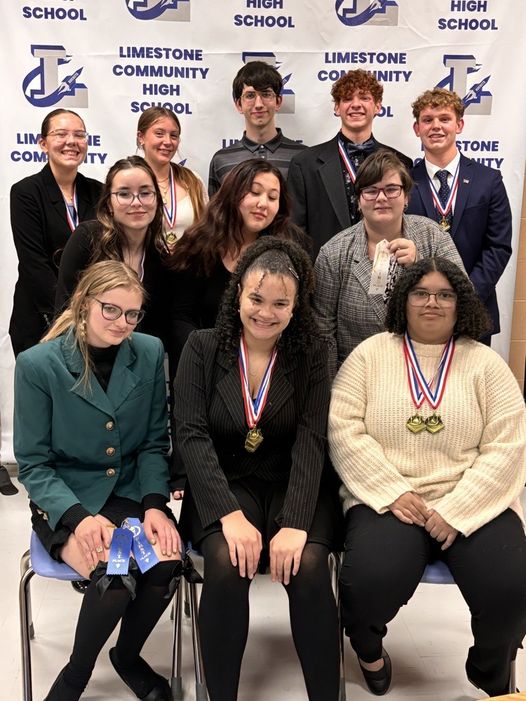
{"left": 94, "top": 299, "right": 145, "bottom": 325}
{"left": 241, "top": 89, "right": 277, "bottom": 103}
{"left": 408, "top": 289, "right": 457, "bottom": 307}
{"left": 47, "top": 130, "right": 88, "bottom": 142}
{"left": 111, "top": 190, "right": 157, "bottom": 206}
{"left": 360, "top": 185, "right": 404, "bottom": 201}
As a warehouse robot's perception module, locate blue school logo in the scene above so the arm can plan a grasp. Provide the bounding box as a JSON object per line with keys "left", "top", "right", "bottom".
{"left": 335, "top": 0, "right": 398, "bottom": 27}
{"left": 125, "top": 0, "right": 190, "bottom": 21}
{"left": 241, "top": 51, "right": 296, "bottom": 114}
{"left": 22, "top": 45, "right": 88, "bottom": 108}
{"left": 436, "top": 55, "right": 492, "bottom": 115}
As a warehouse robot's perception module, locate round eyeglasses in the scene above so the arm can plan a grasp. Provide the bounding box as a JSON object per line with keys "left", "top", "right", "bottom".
{"left": 408, "top": 290, "right": 457, "bottom": 307}
{"left": 111, "top": 190, "right": 157, "bottom": 206}
{"left": 94, "top": 299, "right": 145, "bottom": 325}
{"left": 360, "top": 185, "right": 404, "bottom": 201}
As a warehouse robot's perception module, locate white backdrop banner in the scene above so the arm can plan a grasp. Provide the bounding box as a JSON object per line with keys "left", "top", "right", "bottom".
{"left": 1, "top": 0, "right": 525, "bottom": 461}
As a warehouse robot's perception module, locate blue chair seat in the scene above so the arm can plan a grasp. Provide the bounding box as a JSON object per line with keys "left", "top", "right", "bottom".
{"left": 421, "top": 560, "right": 455, "bottom": 585}
{"left": 29, "top": 530, "right": 80, "bottom": 580}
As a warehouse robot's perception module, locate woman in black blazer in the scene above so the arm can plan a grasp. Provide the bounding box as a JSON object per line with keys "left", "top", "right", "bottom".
{"left": 174, "top": 237, "right": 340, "bottom": 701}
{"left": 9, "top": 108, "right": 102, "bottom": 356}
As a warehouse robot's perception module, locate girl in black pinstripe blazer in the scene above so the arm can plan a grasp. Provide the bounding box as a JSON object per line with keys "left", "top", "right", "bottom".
{"left": 174, "top": 237, "right": 341, "bottom": 701}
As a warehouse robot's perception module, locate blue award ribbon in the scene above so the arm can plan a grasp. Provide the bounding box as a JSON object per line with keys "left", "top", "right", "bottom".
{"left": 106, "top": 527, "right": 133, "bottom": 575}
{"left": 123, "top": 517, "right": 160, "bottom": 574}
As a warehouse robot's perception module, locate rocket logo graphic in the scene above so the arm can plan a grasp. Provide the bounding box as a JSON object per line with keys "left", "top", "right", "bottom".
{"left": 125, "top": 0, "right": 190, "bottom": 21}
{"left": 436, "top": 55, "right": 492, "bottom": 115}
{"left": 22, "top": 45, "right": 88, "bottom": 108}
{"left": 335, "top": 0, "right": 398, "bottom": 27}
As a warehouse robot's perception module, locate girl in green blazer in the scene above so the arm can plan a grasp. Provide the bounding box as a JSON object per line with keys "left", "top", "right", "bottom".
{"left": 15, "top": 260, "right": 181, "bottom": 701}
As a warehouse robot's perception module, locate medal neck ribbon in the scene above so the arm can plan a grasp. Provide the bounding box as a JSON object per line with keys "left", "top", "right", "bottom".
{"left": 238, "top": 334, "right": 277, "bottom": 429}
{"left": 62, "top": 186, "right": 78, "bottom": 232}
{"left": 403, "top": 332, "right": 455, "bottom": 410}
{"left": 338, "top": 138, "right": 358, "bottom": 183}
{"left": 427, "top": 162, "right": 459, "bottom": 220}
{"left": 162, "top": 167, "right": 177, "bottom": 231}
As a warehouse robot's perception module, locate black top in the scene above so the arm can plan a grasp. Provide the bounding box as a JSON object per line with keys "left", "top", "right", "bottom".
{"left": 55, "top": 220, "right": 168, "bottom": 342}
{"left": 89, "top": 343, "right": 119, "bottom": 392}
{"left": 9, "top": 163, "right": 102, "bottom": 355}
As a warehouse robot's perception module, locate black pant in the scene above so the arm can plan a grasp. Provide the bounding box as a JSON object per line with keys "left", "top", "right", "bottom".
{"left": 340, "top": 505, "right": 526, "bottom": 696}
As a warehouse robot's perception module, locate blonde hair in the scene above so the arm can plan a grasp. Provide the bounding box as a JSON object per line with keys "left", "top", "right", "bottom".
{"left": 42, "top": 261, "right": 145, "bottom": 388}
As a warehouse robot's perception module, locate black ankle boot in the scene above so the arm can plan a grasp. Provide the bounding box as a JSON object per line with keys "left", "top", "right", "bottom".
{"left": 44, "top": 666, "right": 85, "bottom": 701}
{"left": 109, "top": 647, "right": 171, "bottom": 700}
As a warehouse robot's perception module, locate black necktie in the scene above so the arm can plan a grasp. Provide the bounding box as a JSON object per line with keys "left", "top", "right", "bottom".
{"left": 436, "top": 170, "right": 450, "bottom": 208}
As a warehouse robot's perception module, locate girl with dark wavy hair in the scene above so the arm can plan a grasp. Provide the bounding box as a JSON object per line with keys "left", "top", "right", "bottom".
{"left": 174, "top": 237, "right": 340, "bottom": 700}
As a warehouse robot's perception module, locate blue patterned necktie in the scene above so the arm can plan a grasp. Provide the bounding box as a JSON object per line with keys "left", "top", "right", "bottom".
{"left": 436, "top": 170, "right": 450, "bottom": 208}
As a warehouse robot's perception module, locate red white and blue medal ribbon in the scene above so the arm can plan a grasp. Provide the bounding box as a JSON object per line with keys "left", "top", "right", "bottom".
{"left": 238, "top": 335, "right": 277, "bottom": 427}
{"left": 428, "top": 163, "right": 460, "bottom": 220}
{"left": 162, "top": 168, "right": 177, "bottom": 233}
{"left": 338, "top": 139, "right": 358, "bottom": 183}
{"left": 403, "top": 332, "right": 455, "bottom": 410}
{"left": 62, "top": 186, "right": 78, "bottom": 232}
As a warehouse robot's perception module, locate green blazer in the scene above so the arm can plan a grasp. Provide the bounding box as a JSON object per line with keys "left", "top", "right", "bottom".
{"left": 14, "top": 332, "right": 170, "bottom": 529}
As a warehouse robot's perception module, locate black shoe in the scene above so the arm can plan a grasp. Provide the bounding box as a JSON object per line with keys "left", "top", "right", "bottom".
{"left": 0, "top": 465, "right": 18, "bottom": 495}
{"left": 358, "top": 648, "right": 392, "bottom": 696}
{"left": 466, "top": 660, "right": 518, "bottom": 697}
{"left": 71, "top": 579, "right": 90, "bottom": 594}
{"left": 44, "top": 667, "right": 84, "bottom": 701}
{"left": 109, "top": 647, "right": 171, "bottom": 700}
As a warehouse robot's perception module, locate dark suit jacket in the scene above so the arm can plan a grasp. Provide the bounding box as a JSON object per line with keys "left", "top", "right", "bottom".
{"left": 14, "top": 332, "right": 170, "bottom": 529}
{"left": 406, "top": 154, "right": 512, "bottom": 334}
{"left": 174, "top": 329, "right": 330, "bottom": 532}
{"left": 287, "top": 134, "right": 413, "bottom": 256}
{"left": 9, "top": 163, "right": 102, "bottom": 355}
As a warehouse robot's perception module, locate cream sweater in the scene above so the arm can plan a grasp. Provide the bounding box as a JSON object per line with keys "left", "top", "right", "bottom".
{"left": 328, "top": 333, "right": 526, "bottom": 536}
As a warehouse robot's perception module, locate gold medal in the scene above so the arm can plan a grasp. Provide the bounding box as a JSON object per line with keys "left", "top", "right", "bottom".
{"left": 439, "top": 217, "right": 450, "bottom": 232}
{"left": 406, "top": 414, "right": 426, "bottom": 434}
{"left": 425, "top": 413, "right": 445, "bottom": 434}
{"left": 244, "top": 428, "right": 264, "bottom": 453}
{"left": 165, "top": 231, "right": 177, "bottom": 246}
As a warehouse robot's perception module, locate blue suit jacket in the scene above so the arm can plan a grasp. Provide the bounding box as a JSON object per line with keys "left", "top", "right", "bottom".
{"left": 14, "top": 332, "right": 170, "bottom": 529}
{"left": 406, "top": 154, "right": 512, "bottom": 334}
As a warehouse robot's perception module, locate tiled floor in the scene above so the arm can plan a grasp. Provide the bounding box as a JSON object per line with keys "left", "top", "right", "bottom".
{"left": 2, "top": 474, "right": 524, "bottom": 701}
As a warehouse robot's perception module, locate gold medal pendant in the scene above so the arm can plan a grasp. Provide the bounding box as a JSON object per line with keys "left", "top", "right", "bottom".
{"left": 425, "top": 414, "right": 445, "bottom": 434}
{"left": 245, "top": 428, "right": 264, "bottom": 453}
{"left": 439, "top": 217, "right": 450, "bottom": 232}
{"left": 165, "top": 231, "right": 177, "bottom": 246}
{"left": 406, "top": 414, "right": 426, "bottom": 434}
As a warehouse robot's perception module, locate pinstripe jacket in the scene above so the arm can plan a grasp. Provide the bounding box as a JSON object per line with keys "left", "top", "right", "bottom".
{"left": 313, "top": 214, "right": 466, "bottom": 378}
{"left": 174, "top": 329, "right": 329, "bottom": 532}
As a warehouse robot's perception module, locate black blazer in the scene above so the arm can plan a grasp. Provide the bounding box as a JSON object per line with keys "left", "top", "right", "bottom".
{"left": 174, "top": 329, "right": 330, "bottom": 532}
{"left": 9, "top": 163, "right": 102, "bottom": 355}
{"left": 287, "top": 134, "right": 413, "bottom": 257}
{"left": 406, "top": 154, "right": 512, "bottom": 335}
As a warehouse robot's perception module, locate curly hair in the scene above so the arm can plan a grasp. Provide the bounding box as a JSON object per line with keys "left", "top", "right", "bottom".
{"left": 331, "top": 69, "right": 383, "bottom": 104}
{"left": 95, "top": 155, "right": 168, "bottom": 262}
{"left": 385, "top": 257, "right": 492, "bottom": 339}
{"left": 215, "top": 236, "right": 320, "bottom": 363}
{"left": 168, "top": 159, "right": 306, "bottom": 276}
{"left": 412, "top": 88, "right": 465, "bottom": 121}
{"left": 232, "top": 60, "right": 283, "bottom": 102}
{"left": 355, "top": 149, "right": 413, "bottom": 198}
{"left": 136, "top": 107, "right": 206, "bottom": 223}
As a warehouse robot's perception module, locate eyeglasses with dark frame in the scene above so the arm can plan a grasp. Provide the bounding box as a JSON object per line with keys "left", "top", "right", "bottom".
{"left": 240, "top": 89, "right": 277, "bottom": 103}
{"left": 93, "top": 299, "right": 145, "bottom": 325}
{"left": 360, "top": 185, "right": 404, "bottom": 201}
{"left": 110, "top": 190, "right": 157, "bottom": 206}
{"left": 408, "top": 289, "right": 457, "bottom": 307}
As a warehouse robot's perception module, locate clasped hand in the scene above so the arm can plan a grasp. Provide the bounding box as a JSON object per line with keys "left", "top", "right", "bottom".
{"left": 389, "top": 492, "right": 458, "bottom": 550}
{"left": 387, "top": 238, "right": 417, "bottom": 267}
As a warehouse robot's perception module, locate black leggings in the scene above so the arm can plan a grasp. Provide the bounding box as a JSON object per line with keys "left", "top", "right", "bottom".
{"left": 199, "top": 532, "right": 340, "bottom": 701}
{"left": 340, "top": 506, "right": 526, "bottom": 697}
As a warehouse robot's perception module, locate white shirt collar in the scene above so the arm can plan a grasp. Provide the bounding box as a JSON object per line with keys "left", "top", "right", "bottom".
{"left": 424, "top": 151, "right": 461, "bottom": 181}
